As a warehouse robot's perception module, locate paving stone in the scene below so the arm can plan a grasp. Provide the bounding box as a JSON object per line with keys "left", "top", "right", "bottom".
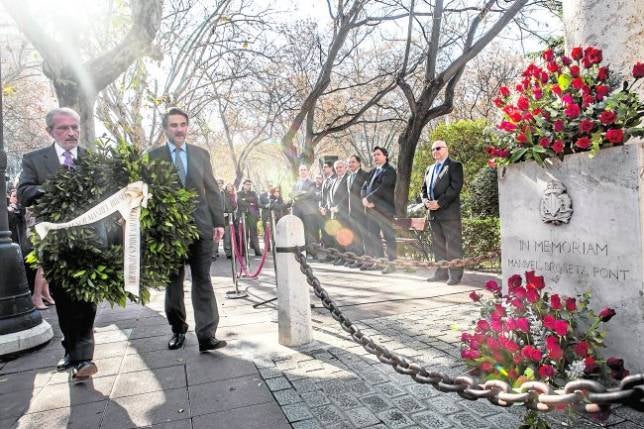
{"left": 126, "top": 335, "right": 171, "bottom": 355}
{"left": 449, "top": 412, "right": 491, "bottom": 429}
{"left": 259, "top": 367, "right": 283, "bottom": 379}
{"left": 310, "top": 405, "right": 347, "bottom": 425}
{"left": 26, "top": 375, "right": 115, "bottom": 413}
{"left": 346, "top": 380, "right": 373, "bottom": 396}
{"left": 292, "top": 419, "right": 324, "bottom": 429}
{"left": 328, "top": 391, "right": 362, "bottom": 410}
{"left": 0, "top": 370, "right": 52, "bottom": 394}
{"left": 377, "top": 382, "right": 407, "bottom": 398}
{"left": 456, "top": 399, "right": 499, "bottom": 417}
{"left": 377, "top": 408, "right": 417, "bottom": 428}
{"left": 145, "top": 419, "right": 192, "bottom": 429}
{"left": 614, "top": 406, "right": 644, "bottom": 426}
{"left": 120, "top": 349, "right": 188, "bottom": 374}
{"left": 391, "top": 395, "right": 427, "bottom": 413}
{"left": 292, "top": 378, "right": 320, "bottom": 393}
{"left": 345, "top": 406, "right": 381, "bottom": 427}
{"left": 94, "top": 329, "right": 132, "bottom": 344}
{"left": 301, "top": 390, "right": 332, "bottom": 407}
{"left": 273, "top": 388, "right": 302, "bottom": 405}
{"left": 610, "top": 423, "right": 644, "bottom": 429}
{"left": 185, "top": 352, "right": 257, "bottom": 385}
{"left": 13, "top": 399, "right": 106, "bottom": 429}
{"left": 426, "top": 393, "right": 463, "bottom": 415}
{"left": 282, "top": 403, "right": 314, "bottom": 422}
{"left": 50, "top": 356, "right": 123, "bottom": 384}
{"left": 406, "top": 383, "right": 439, "bottom": 399}
{"left": 360, "top": 370, "right": 390, "bottom": 384}
{"left": 411, "top": 409, "right": 454, "bottom": 428}
{"left": 192, "top": 401, "right": 290, "bottom": 429}
{"left": 112, "top": 366, "right": 185, "bottom": 398}
{"left": 189, "top": 374, "right": 272, "bottom": 416}
{"left": 360, "top": 394, "right": 392, "bottom": 413}
{"left": 102, "top": 388, "right": 189, "bottom": 428}
{"left": 485, "top": 412, "right": 522, "bottom": 428}
{"left": 265, "top": 376, "right": 292, "bottom": 391}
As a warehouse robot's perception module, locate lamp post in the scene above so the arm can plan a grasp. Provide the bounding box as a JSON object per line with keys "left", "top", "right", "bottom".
{"left": 0, "top": 47, "right": 52, "bottom": 356}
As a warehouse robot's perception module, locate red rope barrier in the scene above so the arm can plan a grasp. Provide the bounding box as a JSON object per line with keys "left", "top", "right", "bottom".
{"left": 229, "top": 221, "right": 270, "bottom": 279}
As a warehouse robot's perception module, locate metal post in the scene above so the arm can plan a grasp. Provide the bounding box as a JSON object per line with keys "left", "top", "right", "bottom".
{"left": 252, "top": 212, "right": 278, "bottom": 309}
{"left": 0, "top": 49, "right": 53, "bottom": 355}
{"left": 225, "top": 212, "right": 247, "bottom": 299}
{"left": 241, "top": 211, "right": 250, "bottom": 268}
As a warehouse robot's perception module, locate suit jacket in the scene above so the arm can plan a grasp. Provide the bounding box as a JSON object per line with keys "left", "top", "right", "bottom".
{"left": 319, "top": 175, "right": 336, "bottom": 210}
{"left": 148, "top": 143, "right": 225, "bottom": 238}
{"left": 291, "top": 178, "right": 318, "bottom": 216}
{"left": 237, "top": 190, "right": 260, "bottom": 218}
{"left": 421, "top": 157, "right": 463, "bottom": 220}
{"left": 361, "top": 163, "right": 396, "bottom": 217}
{"left": 347, "top": 168, "right": 369, "bottom": 218}
{"left": 18, "top": 143, "right": 88, "bottom": 207}
{"left": 329, "top": 174, "right": 349, "bottom": 217}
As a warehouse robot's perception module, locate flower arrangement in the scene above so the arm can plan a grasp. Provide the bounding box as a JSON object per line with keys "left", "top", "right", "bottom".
{"left": 461, "top": 272, "right": 628, "bottom": 427}
{"left": 486, "top": 46, "right": 644, "bottom": 167}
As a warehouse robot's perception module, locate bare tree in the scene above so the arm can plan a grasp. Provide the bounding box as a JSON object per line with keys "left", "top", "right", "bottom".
{"left": 2, "top": 0, "right": 163, "bottom": 143}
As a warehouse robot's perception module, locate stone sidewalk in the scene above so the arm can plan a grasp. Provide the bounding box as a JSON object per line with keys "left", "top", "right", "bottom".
{"left": 1, "top": 254, "right": 643, "bottom": 428}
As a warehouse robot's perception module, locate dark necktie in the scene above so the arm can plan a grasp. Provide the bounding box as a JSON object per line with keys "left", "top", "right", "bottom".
{"left": 174, "top": 147, "right": 186, "bottom": 185}
{"left": 368, "top": 167, "right": 381, "bottom": 191}
{"left": 63, "top": 150, "right": 74, "bottom": 168}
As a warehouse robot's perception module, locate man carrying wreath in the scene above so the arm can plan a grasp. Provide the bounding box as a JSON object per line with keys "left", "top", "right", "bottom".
{"left": 148, "top": 107, "right": 227, "bottom": 353}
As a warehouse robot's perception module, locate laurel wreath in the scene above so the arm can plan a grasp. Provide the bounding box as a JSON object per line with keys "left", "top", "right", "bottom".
{"left": 27, "top": 141, "right": 199, "bottom": 306}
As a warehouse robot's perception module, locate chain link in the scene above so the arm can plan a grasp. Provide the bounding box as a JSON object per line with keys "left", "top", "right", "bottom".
{"left": 310, "top": 243, "right": 499, "bottom": 271}
{"left": 292, "top": 250, "right": 644, "bottom": 412}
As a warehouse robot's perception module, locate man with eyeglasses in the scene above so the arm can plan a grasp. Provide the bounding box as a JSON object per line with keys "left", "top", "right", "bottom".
{"left": 422, "top": 140, "right": 464, "bottom": 285}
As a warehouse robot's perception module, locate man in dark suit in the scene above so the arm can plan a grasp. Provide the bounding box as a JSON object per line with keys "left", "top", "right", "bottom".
{"left": 361, "top": 146, "right": 397, "bottom": 274}
{"left": 17, "top": 107, "right": 98, "bottom": 380}
{"left": 328, "top": 160, "right": 349, "bottom": 264}
{"left": 291, "top": 165, "right": 318, "bottom": 257}
{"left": 318, "top": 161, "right": 335, "bottom": 258}
{"left": 346, "top": 154, "right": 369, "bottom": 265}
{"left": 148, "top": 107, "right": 227, "bottom": 353}
{"left": 422, "top": 140, "right": 464, "bottom": 285}
{"left": 237, "top": 179, "right": 262, "bottom": 256}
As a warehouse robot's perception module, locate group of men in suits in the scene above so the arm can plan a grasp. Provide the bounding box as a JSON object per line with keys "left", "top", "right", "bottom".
{"left": 17, "top": 106, "right": 228, "bottom": 383}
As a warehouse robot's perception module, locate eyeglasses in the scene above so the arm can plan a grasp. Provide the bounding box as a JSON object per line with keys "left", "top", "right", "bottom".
{"left": 432, "top": 147, "right": 445, "bottom": 152}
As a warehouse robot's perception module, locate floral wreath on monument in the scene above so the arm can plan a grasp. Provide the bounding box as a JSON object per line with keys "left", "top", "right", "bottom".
{"left": 486, "top": 45, "right": 644, "bottom": 166}
{"left": 27, "top": 140, "right": 199, "bottom": 306}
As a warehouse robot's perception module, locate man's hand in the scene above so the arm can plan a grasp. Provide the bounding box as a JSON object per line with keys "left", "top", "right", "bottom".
{"left": 319, "top": 207, "right": 327, "bottom": 216}
{"left": 213, "top": 227, "right": 225, "bottom": 241}
{"left": 362, "top": 197, "right": 375, "bottom": 209}
{"left": 428, "top": 200, "right": 440, "bottom": 211}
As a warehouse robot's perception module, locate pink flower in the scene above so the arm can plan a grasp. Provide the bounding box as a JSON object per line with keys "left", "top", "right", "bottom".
{"left": 599, "top": 110, "right": 616, "bottom": 125}
{"left": 561, "top": 94, "right": 574, "bottom": 105}
{"left": 553, "top": 120, "right": 564, "bottom": 132}
{"left": 605, "top": 128, "right": 624, "bottom": 144}
{"left": 480, "top": 362, "right": 493, "bottom": 372}
{"left": 485, "top": 280, "right": 501, "bottom": 295}
{"left": 469, "top": 291, "right": 482, "bottom": 302}
{"left": 565, "top": 297, "right": 577, "bottom": 312}
{"left": 476, "top": 319, "right": 490, "bottom": 332}
{"left": 499, "top": 86, "right": 511, "bottom": 97}
{"left": 533, "top": 88, "right": 543, "bottom": 100}
{"left": 552, "top": 139, "right": 564, "bottom": 154}
{"left": 565, "top": 103, "right": 581, "bottom": 119}
{"left": 550, "top": 294, "right": 561, "bottom": 310}
{"left": 599, "top": 307, "right": 616, "bottom": 322}
{"left": 509, "top": 317, "right": 530, "bottom": 332}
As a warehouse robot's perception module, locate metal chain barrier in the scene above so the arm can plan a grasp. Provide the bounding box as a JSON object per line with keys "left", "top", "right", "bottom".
{"left": 310, "top": 243, "right": 499, "bottom": 271}
{"left": 290, "top": 249, "right": 644, "bottom": 413}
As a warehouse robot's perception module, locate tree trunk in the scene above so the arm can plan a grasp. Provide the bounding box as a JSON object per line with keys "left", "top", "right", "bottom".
{"left": 394, "top": 115, "right": 426, "bottom": 216}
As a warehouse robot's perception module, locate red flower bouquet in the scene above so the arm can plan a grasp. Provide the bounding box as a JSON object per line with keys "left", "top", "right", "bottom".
{"left": 487, "top": 46, "right": 644, "bottom": 166}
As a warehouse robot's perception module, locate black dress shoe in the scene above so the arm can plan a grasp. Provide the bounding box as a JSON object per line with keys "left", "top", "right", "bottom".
{"left": 168, "top": 333, "right": 186, "bottom": 350}
{"left": 198, "top": 338, "right": 228, "bottom": 352}
{"left": 56, "top": 354, "right": 72, "bottom": 372}
{"left": 446, "top": 278, "right": 461, "bottom": 285}
{"left": 72, "top": 361, "right": 98, "bottom": 381}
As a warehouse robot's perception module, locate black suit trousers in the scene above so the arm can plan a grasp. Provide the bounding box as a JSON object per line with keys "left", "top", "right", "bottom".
{"left": 165, "top": 236, "right": 219, "bottom": 341}
{"left": 365, "top": 209, "right": 397, "bottom": 261}
{"left": 50, "top": 283, "right": 97, "bottom": 363}
{"left": 430, "top": 218, "right": 463, "bottom": 280}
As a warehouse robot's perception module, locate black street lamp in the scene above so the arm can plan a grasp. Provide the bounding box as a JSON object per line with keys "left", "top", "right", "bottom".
{"left": 0, "top": 46, "right": 51, "bottom": 355}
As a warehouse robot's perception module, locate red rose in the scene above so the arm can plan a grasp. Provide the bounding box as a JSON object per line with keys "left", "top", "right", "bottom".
{"left": 490, "top": 318, "right": 503, "bottom": 333}
{"left": 540, "top": 71, "right": 548, "bottom": 83}
{"left": 510, "top": 297, "right": 524, "bottom": 310}
{"left": 572, "top": 77, "right": 584, "bottom": 90}
{"left": 561, "top": 56, "right": 572, "bottom": 66}
{"left": 515, "top": 318, "right": 529, "bottom": 332}
{"left": 521, "top": 345, "right": 542, "bottom": 362}
{"left": 595, "top": 84, "right": 609, "bottom": 100}
{"left": 515, "top": 83, "right": 524, "bottom": 92}
{"left": 493, "top": 304, "right": 506, "bottom": 318}
{"left": 532, "top": 89, "right": 543, "bottom": 100}
{"left": 573, "top": 340, "right": 589, "bottom": 357}
{"left": 599, "top": 307, "right": 616, "bottom": 322}
{"left": 565, "top": 297, "right": 577, "bottom": 312}
{"left": 546, "top": 341, "right": 563, "bottom": 360}
{"left": 578, "top": 119, "right": 594, "bottom": 133}
{"left": 539, "top": 364, "right": 556, "bottom": 378}
{"left": 480, "top": 362, "right": 493, "bottom": 372}
{"left": 552, "top": 139, "right": 564, "bottom": 154}
{"left": 508, "top": 274, "right": 522, "bottom": 290}
{"left": 632, "top": 62, "right": 644, "bottom": 79}
{"left": 542, "top": 49, "right": 554, "bottom": 62}
{"left": 498, "top": 121, "right": 517, "bottom": 132}
{"left": 517, "top": 96, "right": 530, "bottom": 111}
{"left": 571, "top": 47, "right": 583, "bottom": 60}
{"left": 565, "top": 103, "right": 581, "bottom": 118}
{"left": 493, "top": 97, "right": 505, "bottom": 107}
{"left": 607, "top": 357, "right": 624, "bottom": 370}
{"left": 605, "top": 128, "right": 624, "bottom": 144}
{"left": 499, "top": 86, "right": 511, "bottom": 97}
{"left": 476, "top": 319, "right": 490, "bottom": 332}
{"left": 569, "top": 65, "right": 580, "bottom": 77}
{"left": 538, "top": 137, "right": 551, "bottom": 148}
{"left": 550, "top": 294, "right": 561, "bottom": 310}
{"left": 525, "top": 271, "right": 545, "bottom": 290}
{"left": 584, "top": 356, "right": 599, "bottom": 375}
{"left": 562, "top": 94, "right": 574, "bottom": 105}
{"left": 584, "top": 47, "right": 602, "bottom": 65}
{"left": 485, "top": 280, "right": 501, "bottom": 295}
{"left": 516, "top": 133, "right": 528, "bottom": 144}
{"left": 551, "top": 85, "right": 562, "bottom": 96}
{"left": 469, "top": 291, "right": 481, "bottom": 302}
{"left": 582, "top": 94, "right": 595, "bottom": 108}
{"left": 546, "top": 62, "right": 558, "bottom": 73}
{"left": 526, "top": 287, "right": 539, "bottom": 303}
{"left": 553, "top": 320, "right": 569, "bottom": 336}
{"left": 597, "top": 66, "right": 609, "bottom": 81}
{"left": 575, "top": 136, "right": 591, "bottom": 149}
{"left": 553, "top": 120, "right": 564, "bottom": 132}
{"left": 599, "top": 110, "right": 616, "bottom": 125}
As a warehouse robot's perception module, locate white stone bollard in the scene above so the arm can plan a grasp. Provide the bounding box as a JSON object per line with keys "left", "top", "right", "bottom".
{"left": 275, "top": 214, "right": 313, "bottom": 347}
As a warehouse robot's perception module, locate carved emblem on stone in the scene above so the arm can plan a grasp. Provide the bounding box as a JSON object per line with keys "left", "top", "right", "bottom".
{"left": 540, "top": 180, "right": 573, "bottom": 225}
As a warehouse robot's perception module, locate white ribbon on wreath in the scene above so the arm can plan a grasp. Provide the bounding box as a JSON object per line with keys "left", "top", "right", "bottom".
{"left": 35, "top": 181, "right": 151, "bottom": 297}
